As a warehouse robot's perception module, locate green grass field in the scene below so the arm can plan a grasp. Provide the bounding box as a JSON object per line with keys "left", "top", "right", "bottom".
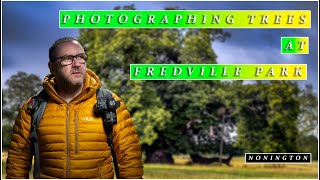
{"left": 2, "top": 152, "right": 318, "bottom": 179}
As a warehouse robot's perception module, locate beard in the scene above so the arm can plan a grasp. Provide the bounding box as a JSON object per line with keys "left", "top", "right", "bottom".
{"left": 55, "top": 67, "right": 86, "bottom": 94}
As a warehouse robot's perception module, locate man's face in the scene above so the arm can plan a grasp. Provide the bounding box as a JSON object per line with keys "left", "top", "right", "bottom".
{"left": 49, "top": 41, "right": 87, "bottom": 89}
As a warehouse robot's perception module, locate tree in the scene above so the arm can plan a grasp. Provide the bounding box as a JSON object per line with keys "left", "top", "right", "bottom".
{"left": 236, "top": 81, "right": 301, "bottom": 153}
{"left": 297, "top": 84, "right": 318, "bottom": 136}
{"left": 236, "top": 82, "right": 270, "bottom": 152}
{"left": 2, "top": 71, "right": 42, "bottom": 125}
{"left": 296, "top": 84, "right": 318, "bottom": 160}
{"left": 296, "top": 135, "right": 318, "bottom": 160}
{"left": 78, "top": 5, "right": 232, "bottom": 163}
{"left": 2, "top": 71, "right": 42, "bottom": 148}
{"left": 265, "top": 81, "right": 300, "bottom": 152}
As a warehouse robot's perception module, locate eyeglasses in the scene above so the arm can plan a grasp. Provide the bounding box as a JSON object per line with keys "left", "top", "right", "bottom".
{"left": 51, "top": 53, "right": 88, "bottom": 66}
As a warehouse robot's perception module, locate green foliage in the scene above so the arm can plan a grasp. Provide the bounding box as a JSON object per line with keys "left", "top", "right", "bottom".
{"left": 2, "top": 125, "right": 13, "bottom": 149}
{"left": 266, "top": 81, "right": 300, "bottom": 152}
{"left": 236, "top": 81, "right": 301, "bottom": 153}
{"left": 2, "top": 71, "right": 42, "bottom": 125}
{"left": 296, "top": 135, "right": 318, "bottom": 160}
{"left": 2, "top": 71, "right": 42, "bottom": 149}
{"left": 130, "top": 82, "right": 172, "bottom": 145}
{"left": 297, "top": 84, "right": 318, "bottom": 136}
{"left": 296, "top": 84, "right": 318, "bottom": 160}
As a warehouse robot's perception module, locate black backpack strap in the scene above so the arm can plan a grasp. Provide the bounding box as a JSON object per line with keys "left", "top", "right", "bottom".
{"left": 96, "top": 88, "right": 121, "bottom": 179}
{"left": 27, "top": 89, "right": 49, "bottom": 179}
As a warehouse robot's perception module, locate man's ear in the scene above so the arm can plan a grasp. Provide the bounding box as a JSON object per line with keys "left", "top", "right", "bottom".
{"left": 48, "top": 62, "right": 56, "bottom": 74}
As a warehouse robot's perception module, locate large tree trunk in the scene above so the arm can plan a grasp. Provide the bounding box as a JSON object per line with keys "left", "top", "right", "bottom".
{"left": 190, "top": 153, "right": 233, "bottom": 166}
{"left": 145, "top": 149, "right": 174, "bottom": 164}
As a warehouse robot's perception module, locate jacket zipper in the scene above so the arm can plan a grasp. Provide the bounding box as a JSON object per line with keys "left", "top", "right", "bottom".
{"left": 74, "top": 110, "right": 79, "bottom": 154}
{"left": 66, "top": 104, "right": 70, "bottom": 178}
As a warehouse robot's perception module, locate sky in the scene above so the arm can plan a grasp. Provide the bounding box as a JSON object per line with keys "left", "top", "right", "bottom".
{"left": 1, "top": 1, "right": 319, "bottom": 94}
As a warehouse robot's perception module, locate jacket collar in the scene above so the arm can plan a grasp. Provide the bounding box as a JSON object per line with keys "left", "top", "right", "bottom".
{"left": 43, "top": 68, "right": 101, "bottom": 104}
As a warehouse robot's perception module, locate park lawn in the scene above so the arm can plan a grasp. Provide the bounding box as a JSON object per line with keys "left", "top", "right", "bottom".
{"left": 2, "top": 152, "right": 318, "bottom": 179}
{"left": 144, "top": 156, "right": 318, "bottom": 179}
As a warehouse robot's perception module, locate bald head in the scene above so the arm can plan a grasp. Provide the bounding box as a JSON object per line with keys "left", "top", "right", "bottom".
{"left": 49, "top": 37, "right": 85, "bottom": 62}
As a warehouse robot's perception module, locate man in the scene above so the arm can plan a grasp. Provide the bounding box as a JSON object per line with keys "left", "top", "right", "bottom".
{"left": 6, "top": 37, "right": 143, "bottom": 178}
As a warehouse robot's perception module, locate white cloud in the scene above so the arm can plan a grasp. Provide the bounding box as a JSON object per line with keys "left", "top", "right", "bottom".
{"left": 213, "top": 42, "right": 304, "bottom": 65}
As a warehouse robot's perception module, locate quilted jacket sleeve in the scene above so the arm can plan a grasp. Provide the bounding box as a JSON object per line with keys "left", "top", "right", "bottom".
{"left": 112, "top": 93, "right": 143, "bottom": 179}
{"left": 6, "top": 100, "right": 33, "bottom": 179}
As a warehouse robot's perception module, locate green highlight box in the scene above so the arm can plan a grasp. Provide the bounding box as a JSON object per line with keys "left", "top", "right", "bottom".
{"left": 130, "top": 64, "right": 307, "bottom": 80}
{"left": 59, "top": 10, "right": 311, "bottom": 28}
{"left": 281, "top": 37, "right": 309, "bottom": 54}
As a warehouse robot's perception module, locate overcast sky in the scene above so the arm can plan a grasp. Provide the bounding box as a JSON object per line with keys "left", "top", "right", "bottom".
{"left": 2, "top": 1, "right": 319, "bottom": 93}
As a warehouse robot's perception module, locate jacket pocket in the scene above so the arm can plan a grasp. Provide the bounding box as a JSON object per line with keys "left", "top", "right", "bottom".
{"left": 74, "top": 110, "right": 79, "bottom": 154}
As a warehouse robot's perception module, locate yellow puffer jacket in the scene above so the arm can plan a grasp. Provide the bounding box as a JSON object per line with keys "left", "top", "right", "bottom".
{"left": 6, "top": 69, "right": 143, "bottom": 178}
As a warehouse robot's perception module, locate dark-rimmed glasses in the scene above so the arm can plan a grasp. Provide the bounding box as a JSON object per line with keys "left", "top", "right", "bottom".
{"left": 51, "top": 53, "right": 88, "bottom": 66}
